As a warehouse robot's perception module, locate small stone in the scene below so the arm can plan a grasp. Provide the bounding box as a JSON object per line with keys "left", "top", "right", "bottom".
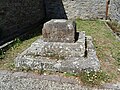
{"left": 54, "top": 63, "right": 61, "bottom": 69}
{"left": 43, "top": 73, "right": 47, "bottom": 75}
{"left": 73, "top": 61, "right": 78, "bottom": 65}
{"left": 118, "top": 68, "right": 120, "bottom": 72}
{"left": 59, "top": 46, "right": 63, "bottom": 49}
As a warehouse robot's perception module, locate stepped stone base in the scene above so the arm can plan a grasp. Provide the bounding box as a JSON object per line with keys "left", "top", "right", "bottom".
{"left": 15, "top": 31, "right": 100, "bottom": 74}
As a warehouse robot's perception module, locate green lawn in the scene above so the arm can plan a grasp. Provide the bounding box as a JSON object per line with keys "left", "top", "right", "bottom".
{"left": 76, "top": 19, "right": 120, "bottom": 82}
{"left": 107, "top": 21, "right": 120, "bottom": 32}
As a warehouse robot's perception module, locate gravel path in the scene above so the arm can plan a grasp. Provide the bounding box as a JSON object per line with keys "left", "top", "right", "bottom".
{"left": 0, "top": 70, "right": 119, "bottom": 90}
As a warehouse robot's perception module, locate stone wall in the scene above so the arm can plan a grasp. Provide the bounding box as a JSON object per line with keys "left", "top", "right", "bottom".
{"left": 0, "top": 0, "right": 45, "bottom": 43}
{"left": 63, "top": 0, "right": 106, "bottom": 19}
{"left": 45, "top": 0, "right": 106, "bottom": 20}
{"left": 1, "top": 0, "right": 120, "bottom": 45}
{"left": 109, "top": 0, "right": 120, "bottom": 22}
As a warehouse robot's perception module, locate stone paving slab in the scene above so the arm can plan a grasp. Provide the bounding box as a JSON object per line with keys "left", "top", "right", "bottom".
{"left": 0, "top": 70, "right": 119, "bottom": 90}
{"left": 0, "top": 70, "right": 82, "bottom": 90}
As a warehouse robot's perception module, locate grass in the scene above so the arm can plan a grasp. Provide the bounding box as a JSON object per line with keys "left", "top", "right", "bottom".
{"left": 80, "top": 70, "right": 110, "bottom": 86}
{"left": 64, "top": 72, "right": 78, "bottom": 77}
{"left": 63, "top": 70, "right": 111, "bottom": 86}
{"left": 0, "top": 26, "right": 42, "bottom": 70}
{"left": 76, "top": 19, "right": 120, "bottom": 83}
{"left": 107, "top": 21, "right": 120, "bottom": 38}
{"left": 107, "top": 20, "right": 120, "bottom": 32}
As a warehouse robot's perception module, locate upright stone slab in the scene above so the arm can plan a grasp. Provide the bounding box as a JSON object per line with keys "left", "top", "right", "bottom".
{"left": 42, "top": 19, "right": 76, "bottom": 43}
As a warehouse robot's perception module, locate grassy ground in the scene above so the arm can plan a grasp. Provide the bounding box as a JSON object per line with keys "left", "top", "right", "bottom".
{"left": 0, "top": 19, "right": 120, "bottom": 85}
{"left": 76, "top": 19, "right": 120, "bottom": 83}
{"left": 107, "top": 21, "right": 120, "bottom": 38}
{"left": 107, "top": 21, "right": 120, "bottom": 32}
{"left": 0, "top": 26, "right": 42, "bottom": 70}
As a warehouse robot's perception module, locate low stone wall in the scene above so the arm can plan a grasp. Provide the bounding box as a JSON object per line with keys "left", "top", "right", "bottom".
{"left": 44, "top": 0, "right": 120, "bottom": 21}
{"left": 109, "top": 0, "right": 120, "bottom": 22}
{"left": 0, "top": 0, "right": 45, "bottom": 43}
{"left": 63, "top": 0, "right": 106, "bottom": 19}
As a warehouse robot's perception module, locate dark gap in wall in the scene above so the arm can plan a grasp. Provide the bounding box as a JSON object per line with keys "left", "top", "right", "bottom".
{"left": 84, "top": 37, "right": 88, "bottom": 58}
{"left": 44, "top": 0, "right": 68, "bottom": 21}
{"left": 75, "top": 32, "right": 79, "bottom": 42}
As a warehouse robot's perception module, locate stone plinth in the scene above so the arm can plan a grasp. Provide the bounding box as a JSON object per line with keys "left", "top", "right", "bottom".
{"left": 15, "top": 32, "right": 100, "bottom": 73}
{"left": 42, "top": 19, "right": 76, "bottom": 43}
{"left": 15, "top": 19, "right": 100, "bottom": 74}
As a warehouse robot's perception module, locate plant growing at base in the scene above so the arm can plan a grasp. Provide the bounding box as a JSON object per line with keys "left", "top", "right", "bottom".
{"left": 79, "top": 69, "right": 111, "bottom": 86}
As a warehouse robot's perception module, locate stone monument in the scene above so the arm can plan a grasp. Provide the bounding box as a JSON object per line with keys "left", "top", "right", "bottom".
{"left": 15, "top": 19, "right": 100, "bottom": 74}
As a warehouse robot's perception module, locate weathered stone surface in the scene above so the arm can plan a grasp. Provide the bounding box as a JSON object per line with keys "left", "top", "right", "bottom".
{"left": 15, "top": 32, "right": 100, "bottom": 73}
{"left": 0, "top": 70, "right": 81, "bottom": 90}
{"left": 0, "top": 70, "right": 120, "bottom": 90}
{"left": 42, "top": 19, "right": 76, "bottom": 43}
{"left": 110, "top": 0, "right": 120, "bottom": 22}
{"left": 102, "top": 83, "right": 120, "bottom": 90}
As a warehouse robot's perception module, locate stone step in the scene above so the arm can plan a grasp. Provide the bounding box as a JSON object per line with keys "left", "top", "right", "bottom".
{"left": 26, "top": 32, "right": 85, "bottom": 58}
{"left": 15, "top": 33, "right": 100, "bottom": 74}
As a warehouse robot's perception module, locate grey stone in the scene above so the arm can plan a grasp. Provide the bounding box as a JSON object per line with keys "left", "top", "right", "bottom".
{"left": 15, "top": 31, "right": 100, "bottom": 74}
{"left": 40, "top": 75, "right": 62, "bottom": 82}
{"left": 42, "top": 19, "right": 76, "bottom": 43}
{"left": 60, "top": 77, "right": 79, "bottom": 84}
{"left": 12, "top": 72, "right": 28, "bottom": 78}
{"left": 0, "top": 70, "right": 80, "bottom": 90}
{"left": 102, "top": 83, "right": 120, "bottom": 90}
{"left": 27, "top": 73, "right": 42, "bottom": 79}
{"left": 110, "top": 0, "right": 120, "bottom": 22}
{"left": 15, "top": 19, "right": 100, "bottom": 76}
{"left": 0, "top": 70, "right": 118, "bottom": 90}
